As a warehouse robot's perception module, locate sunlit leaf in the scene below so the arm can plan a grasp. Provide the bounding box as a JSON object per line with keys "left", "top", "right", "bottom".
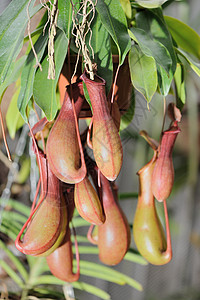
{"left": 176, "top": 48, "right": 200, "bottom": 77}
{"left": 135, "top": 0, "right": 167, "bottom": 8}
{"left": 165, "top": 16, "right": 200, "bottom": 59}
{"left": 129, "top": 45, "right": 157, "bottom": 102}
{"left": 128, "top": 27, "right": 172, "bottom": 74}
{"left": 174, "top": 63, "right": 186, "bottom": 109}
{"left": 136, "top": 8, "right": 177, "bottom": 95}
{"left": 119, "top": 0, "right": 132, "bottom": 19}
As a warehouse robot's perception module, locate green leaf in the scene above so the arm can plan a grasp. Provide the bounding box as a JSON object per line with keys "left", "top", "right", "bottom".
{"left": 24, "top": 25, "right": 44, "bottom": 44}
{"left": 0, "top": 198, "right": 30, "bottom": 217}
{"left": 0, "top": 0, "right": 41, "bottom": 83}
{"left": 34, "top": 287, "right": 67, "bottom": 299}
{"left": 0, "top": 224, "right": 17, "bottom": 241}
{"left": 57, "top": 0, "right": 74, "bottom": 39}
{"left": 122, "top": 274, "right": 143, "bottom": 291}
{"left": 79, "top": 260, "right": 126, "bottom": 284}
{"left": 1, "top": 218, "right": 22, "bottom": 236}
{"left": 89, "top": 13, "right": 113, "bottom": 94}
{"left": 128, "top": 27, "right": 172, "bottom": 74}
{"left": 78, "top": 268, "right": 125, "bottom": 285}
{"left": 0, "top": 240, "right": 28, "bottom": 281}
{"left": 135, "top": 0, "right": 167, "bottom": 8}
{"left": 77, "top": 260, "right": 143, "bottom": 291}
{"left": 136, "top": 8, "right": 177, "bottom": 95}
{"left": 0, "top": 56, "right": 26, "bottom": 101}
{"left": 119, "top": 0, "right": 132, "bottom": 19}
{"left": 174, "top": 63, "right": 186, "bottom": 109}
{"left": 124, "top": 249, "right": 148, "bottom": 265}
{"left": 33, "top": 29, "right": 68, "bottom": 120}
{"left": 6, "top": 79, "right": 24, "bottom": 139}
{"left": 17, "top": 31, "right": 49, "bottom": 122}
{"left": 2, "top": 210, "right": 27, "bottom": 225}
{"left": 0, "top": 260, "right": 24, "bottom": 288}
{"left": 119, "top": 192, "right": 138, "bottom": 199}
{"left": 95, "top": 0, "right": 131, "bottom": 65}
{"left": 72, "top": 282, "right": 111, "bottom": 300}
{"left": 71, "top": 235, "right": 89, "bottom": 243}
{"left": 176, "top": 48, "right": 200, "bottom": 77}
{"left": 72, "top": 245, "right": 147, "bottom": 265}
{"left": 33, "top": 276, "right": 111, "bottom": 300}
{"left": 71, "top": 216, "right": 90, "bottom": 227}
{"left": 129, "top": 45, "right": 157, "bottom": 102}
{"left": 165, "top": 16, "right": 200, "bottom": 60}
{"left": 120, "top": 88, "right": 135, "bottom": 131}
{"left": 157, "top": 64, "right": 172, "bottom": 96}
{"left": 16, "top": 157, "right": 31, "bottom": 184}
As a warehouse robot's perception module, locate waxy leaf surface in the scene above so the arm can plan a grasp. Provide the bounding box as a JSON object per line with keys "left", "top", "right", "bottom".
{"left": 95, "top": 0, "right": 131, "bottom": 65}
{"left": 129, "top": 45, "right": 157, "bottom": 103}
{"left": 33, "top": 29, "right": 68, "bottom": 121}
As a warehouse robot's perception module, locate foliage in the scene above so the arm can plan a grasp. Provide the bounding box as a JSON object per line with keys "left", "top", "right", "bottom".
{"left": 0, "top": 198, "right": 145, "bottom": 299}
{"left": 0, "top": 0, "right": 200, "bottom": 299}
{"left": 0, "top": 0, "right": 199, "bottom": 133}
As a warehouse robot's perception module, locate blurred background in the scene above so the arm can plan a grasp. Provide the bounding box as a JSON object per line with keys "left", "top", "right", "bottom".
{"left": 0, "top": 0, "right": 200, "bottom": 299}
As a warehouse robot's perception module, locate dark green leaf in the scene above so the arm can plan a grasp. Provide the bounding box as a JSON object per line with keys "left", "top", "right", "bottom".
{"left": 174, "top": 63, "right": 186, "bottom": 109}
{"left": 176, "top": 48, "right": 200, "bottom": 77}
{"left": 136, "top": 8, "right": 177, "bottom": 95}
{"left": 129, "top": 45, "right": 157, "bottom": 102}
{"left": 57, "top": 0, "right": 74, "bottom": 39}
{"left": 119, "top": 192, "right": 138, "bottom": 199}
{"left": 129, "top": 27, "right": 172, "bottom": 74}
{"left": 120, "top": 88, "right": 135, "bottom": 131}
{"left": 165, "top": 16, "right": 200, "bottom": 60}
{"left": 89, "top": 13, "right": 113, "bottom": 94}
{"left": 33, "top": 29, "right": 68, "bottom": 120}
{"left": 157, "top": 64, "right": 173, "bottom": 96}
{"left": 95, "top": 0, "right": 131, "bottom": 65}
{"left": 0, "top": 223, "right": 17, "bottom": 241}
{"left": 0, "top": 0, "right": 42, "bottom": 83}
{"left": 83, "top": 81, "right": 92, "bottom": 110}
{"left": 17, "top": 30, "right": 49, "bottom": 121}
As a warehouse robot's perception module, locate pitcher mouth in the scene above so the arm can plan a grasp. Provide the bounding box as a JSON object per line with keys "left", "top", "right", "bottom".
{"left": 80, "top": 70, "right": 106, "bottom": 85}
